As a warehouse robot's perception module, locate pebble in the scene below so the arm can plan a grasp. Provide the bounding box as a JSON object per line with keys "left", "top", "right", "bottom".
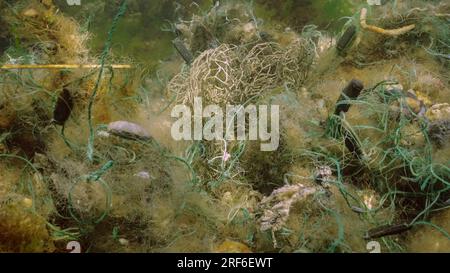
{"left": 134, "top": 171, "right": 151, "bottom": 180}
{"left": 97, "top": 131, "right": 110, "bottom": 138}
{"left": 118, "top": 238, "right": 129, "bottom": 246}
{"left": 23, "top": 9, "right": 39, "bottom": 18}
{"left": 22, "top": 198, "right": 33, "bottom": 208}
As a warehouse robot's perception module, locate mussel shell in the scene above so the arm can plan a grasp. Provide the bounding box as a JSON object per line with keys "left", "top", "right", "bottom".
{"left": 53, "top": 88, "right": 73, "bottom": 126}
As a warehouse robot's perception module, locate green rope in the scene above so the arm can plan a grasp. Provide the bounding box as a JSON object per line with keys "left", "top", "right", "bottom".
{"left": 87, "top": 0, "right": 128, "bottom": 162}
{"left": 0, "top": 154, "right": 42, "bottom": 216}
{"left": 88, "top": 160, "right": 115, "bottom": 182}
{"left": 68, "top": 161, "right": 114, "bottom": 225}
{"left": 59, "top": 125, "right": 75, "bottom": 150}
{"left": 411, "top": 221, "right": 450, "bottom": 240}
{"left": 318, "top": 199, "right": 345, "bottom": 253}
{"left": 68, "top": 177, "right": 112, "bottom": 226}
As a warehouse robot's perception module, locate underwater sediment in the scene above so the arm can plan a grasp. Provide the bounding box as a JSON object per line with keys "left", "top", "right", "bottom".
{"left": 0, "top": 0, "right": 449, "bottom": 253}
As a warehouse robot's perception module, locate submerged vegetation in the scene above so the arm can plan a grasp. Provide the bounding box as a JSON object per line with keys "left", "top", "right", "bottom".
{"left": 0, "top": 0, "right": 449, "bottom": 253}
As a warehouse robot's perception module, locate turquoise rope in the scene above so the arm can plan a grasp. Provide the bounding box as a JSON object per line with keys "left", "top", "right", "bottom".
{"left": 87, "top": 0, "right": 128, "bottom": 162}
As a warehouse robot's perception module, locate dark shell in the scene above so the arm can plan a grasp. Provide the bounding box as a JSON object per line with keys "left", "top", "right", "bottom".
{"left": 336, "top": 24, "right": 356, "bottom": 54}
{"left": 53, "top": 88, "right": 73, "bottom": 126}
{"left": 334, "top": 79, "right": 364, "bottom": 115}
{"left": 172, "top": 38, "right": 194, "bottom": 65}
{"left": 365, "top": 223, "right": 411, "bottom": 239}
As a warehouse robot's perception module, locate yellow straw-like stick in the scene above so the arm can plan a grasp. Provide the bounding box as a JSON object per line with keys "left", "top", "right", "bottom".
{"left": 0, "top": 64, "right": 132, "bottom": 69}
{"left": 360, "top": 8, "right": 415, "bottom": 36}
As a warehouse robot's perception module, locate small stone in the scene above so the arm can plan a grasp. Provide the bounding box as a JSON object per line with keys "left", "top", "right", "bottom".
{"left": 23, "top": 9, "right": 39, "bottom": 18}
{"left": 390, "top": 90, "right": 427, "bottom": 118}
{"left": 386, "top": 83, "right": 403, "bottom": 93}
{"left": 134, "top": 171, "right": 151, "bottom": 180}
{"left": 314, "top": 165, "right": 333, "bottom": 185}
{"left": 427, "top": 103, "right": 450, "bottom": 122}
{"left": 215, "top": 240, "right": 251, "bottom": 253}
{"left": 403, "top": 90, "right": 426, "bottom": 117}
{"left": 429, "top": 119, "right": 450, "bottom": 147}
{"left": 41, "top": 0, "right": 53, "bottom": 8}
{"left": 300, "top": 87, "right": 308, "bottom": 98}
{"left": 243, "top": 22, "right": 256, "bottom": 33}
{"left": 405, "top": 97, "right": 422, "bottom": 114}
{"left": 22, "top": 198, "right": 33, "bottom": 208}
{"left": 118, "top": 238, "right": 129, "bottom": 246}
{"left": 97, "top": 131, "right": 110, "bottom": 138}
{"left": 222, "top": 192, "right": 233, "bottom": 204}
{"left": 316, "top": 99, "right": 326, "bottom": 109}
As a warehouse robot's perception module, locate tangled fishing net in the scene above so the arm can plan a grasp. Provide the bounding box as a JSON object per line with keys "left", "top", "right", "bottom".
{"left": 165, "top": 1, "right": 319, "bottom": 198}
{"left": 168, "top": 39, "right": 315, "bottom": 106}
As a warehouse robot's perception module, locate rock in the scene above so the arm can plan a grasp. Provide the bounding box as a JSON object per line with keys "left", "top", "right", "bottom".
{"left": 299, "top": 87, "right": 308, "bottom": 99}
{"left": 405, "top": 96, "right": 423, "bottom": 115}
{"left": 426, "top": 103, "right": 450, "bottom": 122}
{"left": 314, "top": 165, "right": 333, "bottom": 186}
{"left": 134, "top": 171, "right": 151, "bottom": 180}
{"left": 118, "top": 238, "right": 129, "bottom": 246}
{"left": 429, "top": 119, "right": 450, "bottom": 147}
{"left": 41, "top": 0, "right": 53, "bottom": 8}
{"left": 389, "top": 89, "right": 427, "bottom": 119}
{"left": 23, "top": 9, "right": 39, "bottom": 18}
{"left": 386, "top": 83, "right": 404, "bottom": 93}
{"left": 221, "top": 192, "right": 233, "bottom": 205}
{"left": 414, "top": 74, "right": 445, "bottom": 99}
{"left": 107, "top": 121, "right": 151, "bottom": 141}
{"left": 243, "top": 22, "right": 256, "bottom": 33}
{"left": 97, "top": 131, "right": 110, "bottom": 138}
{"left": 215, "top": 240, "right": 252, "bottom": 253}
{"left": 22, "top": 198, "right": 33, "bottom": 208}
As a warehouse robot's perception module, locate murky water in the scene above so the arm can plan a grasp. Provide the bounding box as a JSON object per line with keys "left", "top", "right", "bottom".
{"left": 54, "top": 0, "right": 356, "bottom": 70}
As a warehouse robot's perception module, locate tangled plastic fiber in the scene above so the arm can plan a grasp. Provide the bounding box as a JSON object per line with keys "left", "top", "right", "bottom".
{"left": 168, "top": 38, "right": 316, "bottom": 106}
